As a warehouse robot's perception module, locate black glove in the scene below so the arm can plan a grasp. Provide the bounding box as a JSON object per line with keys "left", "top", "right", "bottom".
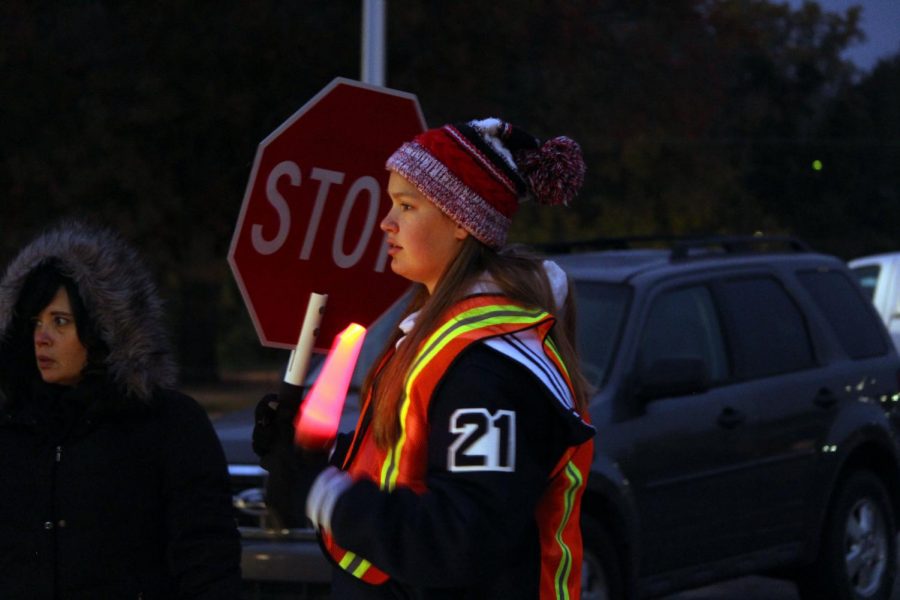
{"left": 252, "top": 382, "right": 328, "bottom": 529}
{"left": 251, "top": 381, "right": 305, "bottom": 458}
{"left": 251, "top": 393, "right": 279, "bottom": 457}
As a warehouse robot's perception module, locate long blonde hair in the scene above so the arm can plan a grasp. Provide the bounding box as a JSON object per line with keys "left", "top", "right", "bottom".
{"left": 365, "top": 237, "right": 588, "bottom": 448}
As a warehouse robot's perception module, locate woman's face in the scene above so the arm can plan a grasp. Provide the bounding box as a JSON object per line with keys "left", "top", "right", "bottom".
{"left": 33, "top": 286, "right": 88, "bottom": 386}
{"left": 381, "top": 171, "right": 469, "bottom": 293}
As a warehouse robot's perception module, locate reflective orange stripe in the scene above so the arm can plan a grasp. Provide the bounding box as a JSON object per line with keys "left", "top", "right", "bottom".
{"left": 322, "top": 531, "right": 389, "bottom": 584}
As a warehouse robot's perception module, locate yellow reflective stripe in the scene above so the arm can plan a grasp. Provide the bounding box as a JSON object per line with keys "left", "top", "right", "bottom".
{"left": 407, "top": 304, "right": 546, "bottom": 382}
{"left": 338, "top": 551, "right": 355, "bottom": 569}
{"left": 384, "top": 389, "right": 413, "bottom": 491}
{"left": 379, "top": 303, "right": 551, "bottom": 490}
{"left": 339, "top": 550, "right": 373, "bottom": 579}
{"left": 544, "top": 336, "right": 569, "bottom": 378}
{"left": 412, "top": 305, "right": 549, "bottom": 382}
{"left": 379, "top": 446, "right": 395, "bottom": 489}
{"left": 352, "top": 558, "right": 373, "bottom": 578}
{"left": 543, "top": 336, "right": 577, "bottom": 402}
{"left": 553, "top": 461, "right": 584, "bottom": 600}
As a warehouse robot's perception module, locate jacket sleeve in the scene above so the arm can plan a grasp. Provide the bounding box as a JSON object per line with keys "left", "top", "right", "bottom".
{"left": 160, "top": 391, "right": 242, "bottom": 599}
{"left": 327, "top": 343, "right": 571, "bottom": 587}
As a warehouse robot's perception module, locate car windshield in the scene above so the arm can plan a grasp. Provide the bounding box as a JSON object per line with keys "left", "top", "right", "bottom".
{"left": 571, "top": 280, "right": 631, "bottom": 387}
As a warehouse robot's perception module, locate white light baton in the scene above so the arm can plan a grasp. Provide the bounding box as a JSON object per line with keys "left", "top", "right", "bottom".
{"left": 285, "top": 292, "right": 329, "bottom": 386}
{"left": 273, "top": 292, "right": 328, "bottom": 413}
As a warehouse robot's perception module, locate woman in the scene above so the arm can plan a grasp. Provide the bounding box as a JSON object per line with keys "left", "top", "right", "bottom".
{"left": 301, "top": 118, "right": 595, "bottom": 598}
{"left": 0, "top": 222, "right": 241, "bottom": 598}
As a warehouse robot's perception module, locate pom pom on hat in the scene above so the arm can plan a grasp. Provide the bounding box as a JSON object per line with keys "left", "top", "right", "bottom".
{"left": 516, "top": 136, "right": 586, "bottom": 207}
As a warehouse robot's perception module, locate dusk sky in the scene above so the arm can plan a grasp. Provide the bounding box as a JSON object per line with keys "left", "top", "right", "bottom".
{"left": 786, "top": 0, "right": 900, "bottom": 71}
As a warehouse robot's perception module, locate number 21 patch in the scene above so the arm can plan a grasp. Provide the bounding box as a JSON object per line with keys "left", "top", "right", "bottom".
{"left": 448, "top": 409, "right": 516, "bottom": 472}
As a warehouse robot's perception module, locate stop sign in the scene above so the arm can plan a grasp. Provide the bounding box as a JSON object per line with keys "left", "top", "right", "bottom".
{"left": 228, "top": 77, "right": 426, "bottom": 350}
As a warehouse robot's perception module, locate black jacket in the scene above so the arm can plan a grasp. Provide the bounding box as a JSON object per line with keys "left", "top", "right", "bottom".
{"left": 0, "top": 382, "right": 241, "bottom": 598}
{"left": 0, "top": 222, "right": 241, "bottom": 598}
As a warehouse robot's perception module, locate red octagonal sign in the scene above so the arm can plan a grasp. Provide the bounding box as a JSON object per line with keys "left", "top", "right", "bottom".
{"left": 228, "top": 78, "right": 426, "bottom": 350}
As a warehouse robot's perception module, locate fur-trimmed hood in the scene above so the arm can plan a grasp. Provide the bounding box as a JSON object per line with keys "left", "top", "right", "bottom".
{"left": 0, "top": 221, "right": 176, "bottom": 401}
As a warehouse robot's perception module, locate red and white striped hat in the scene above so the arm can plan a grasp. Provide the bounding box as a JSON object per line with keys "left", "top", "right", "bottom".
{"left": 386, "top": 118, "right": 586, "bottom": 248}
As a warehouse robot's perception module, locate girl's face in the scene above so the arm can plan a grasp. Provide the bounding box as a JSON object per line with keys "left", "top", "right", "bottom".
{"left": 33, "top": 286, "right": 88, "bottom": 386}
{"left": 381, "top": 172, "right": 469, "bottom": 294}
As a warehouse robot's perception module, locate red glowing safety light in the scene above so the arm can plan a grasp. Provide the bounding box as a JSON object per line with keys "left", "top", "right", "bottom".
{"left": 294, "top": 323, "right": 367, "bottom": 450}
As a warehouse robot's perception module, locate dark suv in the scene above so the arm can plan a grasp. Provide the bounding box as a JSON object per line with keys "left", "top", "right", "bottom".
{"left": 215, "top": 236, "right": 900, "bottom": 599}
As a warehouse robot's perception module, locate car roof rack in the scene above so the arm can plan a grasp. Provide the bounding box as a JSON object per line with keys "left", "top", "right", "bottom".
{"left": 535, "top": 234, "right": 701, "bottom": 254}
{"left": 534, "top": 234, "right": 812, "bottom": 259}
{"left": 669, "top": 235, "right": 811, "bottom": 259}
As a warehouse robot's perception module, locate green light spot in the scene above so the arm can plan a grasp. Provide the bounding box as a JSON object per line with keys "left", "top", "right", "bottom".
{"left": 812, "top": 159, "right": 823, "bottom": 171}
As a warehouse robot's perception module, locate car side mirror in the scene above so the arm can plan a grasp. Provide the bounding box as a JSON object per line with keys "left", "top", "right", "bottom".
{"left": 635, "top": 357, "right": 711, "bottom": 401}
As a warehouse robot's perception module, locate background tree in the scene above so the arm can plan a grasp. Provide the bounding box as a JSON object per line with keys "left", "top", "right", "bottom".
{"left": 1, "top": 0, "right": 893, "bottom": 381}
{"left": 2, "top": 1, "right": 360, "bottom": 380}
{"left": 792, "top": 54, "right": 900, "bottom": 257}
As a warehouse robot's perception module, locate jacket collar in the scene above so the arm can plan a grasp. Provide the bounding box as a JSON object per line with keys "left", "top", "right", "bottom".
{"left": 0, "top": 376, "right": 153, "bottom": 431}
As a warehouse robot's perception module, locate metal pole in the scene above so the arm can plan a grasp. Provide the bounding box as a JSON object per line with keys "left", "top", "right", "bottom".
{"left": 361, "top": 0, "right": 386, "bottom": 86}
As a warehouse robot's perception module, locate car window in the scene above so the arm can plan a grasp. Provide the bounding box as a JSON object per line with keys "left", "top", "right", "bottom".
{"left": 572, "top": 281, "right": 631, "bottom": 387}
{"left": 637, "top": 285, "right": 729, "bottom": 383}
{"left": 797, "top": 269, "right": 888, "bottom": 359}
{"left": 850, "top": 265, "right": 880, "bottom": 302}
{"left": 718, "top": 276, "right": 815, "bottom": 379}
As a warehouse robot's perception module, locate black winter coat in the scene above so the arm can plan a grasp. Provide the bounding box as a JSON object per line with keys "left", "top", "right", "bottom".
{"left": 0, "top": 380, "right": 241, "bottom": 599}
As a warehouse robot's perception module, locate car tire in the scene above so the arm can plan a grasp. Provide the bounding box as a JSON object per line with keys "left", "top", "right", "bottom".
{"left": 796, "top": 470, "right": 896, "bottom": 600}
{"left": 581, "top": 515, "right": 624, "bottom": 600}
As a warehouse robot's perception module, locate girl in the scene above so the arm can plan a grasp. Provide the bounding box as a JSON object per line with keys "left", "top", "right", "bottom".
{"left": 299, "top": 118, "right": 594, "bottom": 599}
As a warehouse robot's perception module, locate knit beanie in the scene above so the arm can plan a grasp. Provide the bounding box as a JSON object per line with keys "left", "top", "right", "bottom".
{"left": 385, "top": 118, "right": 586, "bottom": 248}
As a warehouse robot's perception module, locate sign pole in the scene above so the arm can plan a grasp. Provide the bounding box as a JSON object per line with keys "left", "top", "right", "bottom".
{"left": 361, "top": 0, "right": 386, "bottom": 86}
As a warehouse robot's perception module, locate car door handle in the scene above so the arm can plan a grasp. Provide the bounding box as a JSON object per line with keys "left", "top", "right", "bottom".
{"left": 717, "top": 407, "right": 745, "bottom": 429}
{"left": 813, "top": 388, "right": 838, "bottom": 409}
